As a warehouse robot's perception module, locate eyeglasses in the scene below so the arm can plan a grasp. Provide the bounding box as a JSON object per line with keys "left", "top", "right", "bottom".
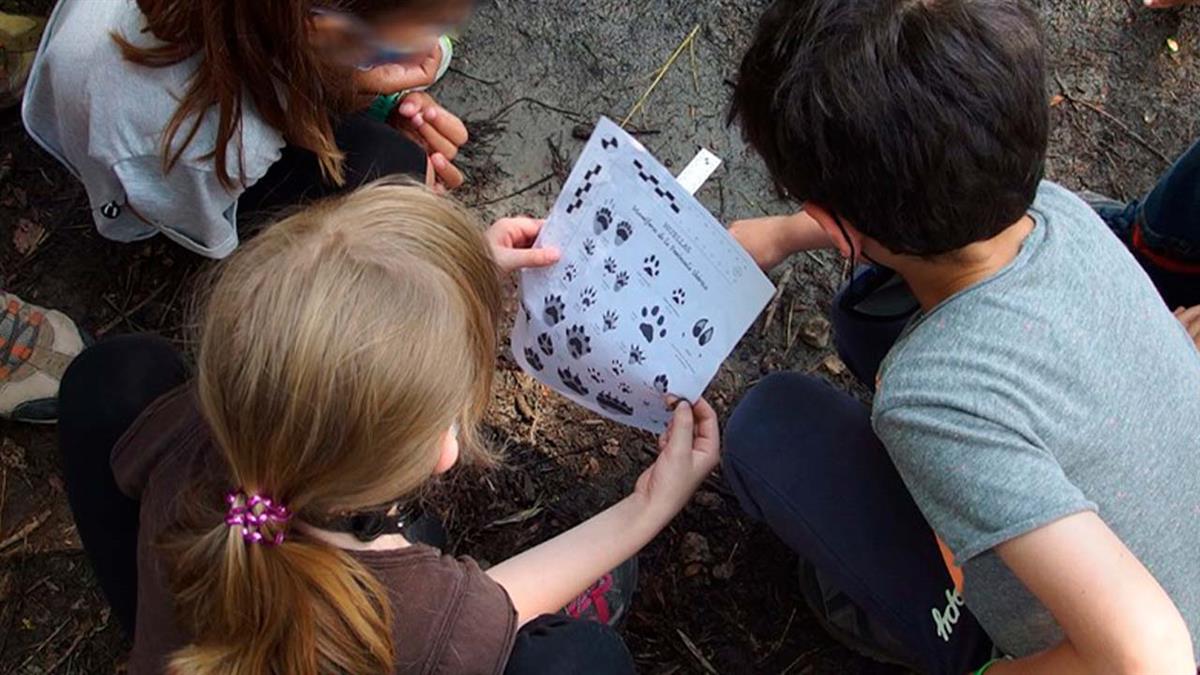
{"left": 311, "top": 8, "right": 446, "bottom": 70}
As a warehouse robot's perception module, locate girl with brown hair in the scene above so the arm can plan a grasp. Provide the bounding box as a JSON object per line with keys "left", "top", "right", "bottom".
{"left": 56, "top": 181, "right": 721, "bottom": 674}
{"left": 22, "top": 0, "right": 472, "bottom": 259}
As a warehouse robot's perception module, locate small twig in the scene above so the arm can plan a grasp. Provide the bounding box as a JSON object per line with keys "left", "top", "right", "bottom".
{"left": 44, "top": 626, "right": 88, "bottom": 675}
{"left": 0, "top": 469, "right": 7, "bottom": 535}
{"left": 1054, "top": 72, "right": 1172, "bottom": 166}
{"left": 96, "top": 282, "right": 168, "bottom": 336}
{"left": 759, "top": 267, "right": 795, "bottom": 338}
{"left": 0, "top": 509, "right": 52, "bottom": 554}
{"left": 621, "top": 25, "right": 702, "bottom": 128}
{"left": 688, "top": 35, "right": 700, "bottom": 96}
{"left": 489, "top": 97, "right": 585, "bottom": 123}
{"left": 676, "top": 629, "right": 719, "bottom": 675}
{"left": 447, "top": 66, "right": 501, "bottom": 86}
{"left": 470, "top": 174, "right": 556, "bottom": 208}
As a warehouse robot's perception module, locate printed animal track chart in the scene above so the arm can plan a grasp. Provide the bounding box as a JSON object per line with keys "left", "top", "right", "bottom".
{"left": 513, "top": 117, "right": 775, "bottom": 432}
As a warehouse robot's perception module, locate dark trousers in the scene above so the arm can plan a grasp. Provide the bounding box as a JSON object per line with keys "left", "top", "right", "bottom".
{"left": 57, "top": 336, "right": 634, "bottom": 674}
{"left": 1113, "top": 138, "right": 1200, "bottom": 309}
{"left": 723, "top": 273, "right": 995, "bottom": 675}
{"left": 239, "top": 110, "right": 427, "bottom": 222}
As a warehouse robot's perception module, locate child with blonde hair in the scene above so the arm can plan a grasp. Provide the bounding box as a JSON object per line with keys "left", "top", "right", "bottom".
{"left": 57, "top": 181, "right": 720, "bottom": 674}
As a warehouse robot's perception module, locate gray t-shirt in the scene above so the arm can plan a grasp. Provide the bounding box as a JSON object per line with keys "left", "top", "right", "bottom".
{"left": 22, "top": 0, "right": 284, "bottom": 259}
{"left": 873, "top": 181, "right": 1200, "bottom": 659}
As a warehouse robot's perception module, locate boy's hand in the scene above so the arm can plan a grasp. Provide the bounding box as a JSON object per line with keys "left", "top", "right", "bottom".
{"left": 1175, "top": 306, "right": 1200, "bottom": 349}
{"left": 730, "top": 212, "right": 832, "bottom": 271}
{"left": 635, "top": 398, "right": 721, "bottom": 519}
{"left": 391, "top": 92, "right": 469, "bottom": 190}
{"left": 486, "top": 217, "right": 561, "bottom": 273}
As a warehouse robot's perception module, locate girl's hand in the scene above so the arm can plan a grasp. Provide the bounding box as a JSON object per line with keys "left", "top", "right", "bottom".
{"left": 354, "top": 43, "right": 444, "bottom": 94}
{"left": 636, "top": 398, "right": 721, "bottom": 518}
{"left": 1143, "top": 0, "right": 1197, "bottom": 7}
{"left": 391, "top": 92, "right": 469, "bottom": 190}
{"left": 1175, "top": 306, "right": 1200, "bottom": 349}
{"left": 486, "top": 217, "right": 561, "bottom": 273}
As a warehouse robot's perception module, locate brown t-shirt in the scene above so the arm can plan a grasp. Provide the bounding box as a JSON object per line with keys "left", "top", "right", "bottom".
{"left": 111, "top": 385, "right": 518, "bottom": 675}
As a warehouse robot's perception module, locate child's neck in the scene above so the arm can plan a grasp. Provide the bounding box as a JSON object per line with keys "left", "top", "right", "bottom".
{"left": 885, "top": 215, "right": 1036, "bottom": 312}
{"left": 296, "top": 521, "right": 413, "bottom": 552}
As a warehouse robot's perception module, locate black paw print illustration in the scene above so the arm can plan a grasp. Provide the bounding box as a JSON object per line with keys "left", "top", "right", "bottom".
{"left": 628, "top": 345, "right": 646, "bottom": 365}
{"left": 587, "top": 367, "right": 606, "bottom": 384}
{"left": 522, "top": 303, "right": 532, "bottom": 323}
{"left": 582, "top": 238, "right": 597, "bottom": 257}
{"left": 524, "top": 348, "right": 544, "bottom": 371}
{"left": 615, "top": 221, "right": 633, "bottom": 245}
{"left": 639, "top": 306, "right": 667, "bottom": 343}
{"left": 594, "top": 207, "right": 613, "bottom": 235}
{"left": 566, "top": 324, "right": 592, "bottom": 359}
{"left": 653, "top": 374, "right": 670, "bottom": 395}
{"left": 596, "top": 391, "right": 634, "bottom": 416}
{"left": 579, "top": 286, "right": 597, "bottom": 309}
{"left": 543, "top": 295, "right": 566, "bottom": 326}
{"left": 563, "top": 263, "right": 579, "bottom": 283}
{"left": 642, "top": 255, "right": 661, "bottom": 278}
{"left": 671, "top": 289, "right": 687, "bottom": 306}
{"left": 611, "top": 360, "right": 625, "bottom": 376}
{"left": 619, "top": 382, "right": 633, "bottom": 395}
{"left": 537, "top": 333, "right": 554, "bottom": 356}
{"left": 602, "top": 310, "right": 619, "bottom": 332}
{"left": 558, "top": 368, "right": 590, "bottom": 397}
{"left": 603, "top": 257, "right": 618, "bottom": 275}
{"left": 692, "top": 318, "right": 715, "bottom": 347}
{"left": 613, "top": 271, "right": 630, "bottom": 293}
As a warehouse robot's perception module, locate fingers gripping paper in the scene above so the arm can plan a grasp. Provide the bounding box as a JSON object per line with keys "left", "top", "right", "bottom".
{"left": 513, "top": 118, "right": 775, "bottom": 432}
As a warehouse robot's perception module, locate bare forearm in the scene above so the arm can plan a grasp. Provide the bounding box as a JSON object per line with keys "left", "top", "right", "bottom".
{"left": 486, "top": 494, "right": 669, "bottom": 625}
{"left": 984, "top": 641, "right": 1089, "bottom": 675}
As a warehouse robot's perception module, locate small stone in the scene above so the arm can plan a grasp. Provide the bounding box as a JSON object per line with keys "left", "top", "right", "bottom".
{"left": 602, "top": 438, "right": 621, "bottom": 457}
{"left": 1167, "top": 37, "right": 1180, "bottom": 54}
{"left": 681, "top": 531, "right": 712, "bottom": 564}
{"left": 799, "top": 316, "right": 832, "bottom": 349}
{"left": 583, "top": 457, "right": 601, "bottom": 476}
{"left": 713, "top": 561, "right": 735, "bottom": 580}
{"left": 0, "top": 438, "right": 27, "bottom": 471}
{"left": 683, "top": 562, "right": 707, "bottom": 578}
{"left": 822, "top": 355, "right": 847, "bottom": 376}
{"left": 694, "top": 491, "right": 722, "bottom": 509}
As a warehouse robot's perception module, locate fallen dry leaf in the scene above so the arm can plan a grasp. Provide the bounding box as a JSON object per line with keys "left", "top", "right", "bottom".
{"left": 12, "top": 219, "right": 46, "bottom": 256}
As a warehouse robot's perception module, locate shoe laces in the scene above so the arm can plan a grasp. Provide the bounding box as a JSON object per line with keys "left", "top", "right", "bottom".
{"left": 0, "top": 297, "right": 43, "bottom": 378}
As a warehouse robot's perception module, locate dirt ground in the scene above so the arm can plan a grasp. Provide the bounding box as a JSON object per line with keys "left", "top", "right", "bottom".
{"left": 2, "top": 0, "right": 1199, "bottom": 673}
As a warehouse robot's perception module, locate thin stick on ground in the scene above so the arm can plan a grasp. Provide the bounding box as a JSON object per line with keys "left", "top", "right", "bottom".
{"left": 621, "top": 25, "right": 701, "bottom": 128}
{"left": 96, "top": 282, "right": 168, "bottom": 336}
{"left": 0, "top": 509, "right": 52, "bottom": 554}
{"left": 1054, "top": 72, "right": 1172, "bottom": 166}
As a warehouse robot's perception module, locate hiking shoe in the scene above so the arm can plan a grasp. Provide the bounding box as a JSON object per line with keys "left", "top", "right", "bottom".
{"left": 562, "top": 557, "right": 638, "bottom": 628}
{"left": 1079, "top": 190, "right": 1139, "bottom": 241}
{"left": 0, "top": 12, "right": 46, "bottom": 110}
{"left": 0, "top": 292, "right": 86, "bottom": 423}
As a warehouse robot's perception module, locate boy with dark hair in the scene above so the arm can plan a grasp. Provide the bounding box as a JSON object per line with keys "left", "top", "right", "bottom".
{"left": 723, "top": 1, "right": 1200, "bottom": 674}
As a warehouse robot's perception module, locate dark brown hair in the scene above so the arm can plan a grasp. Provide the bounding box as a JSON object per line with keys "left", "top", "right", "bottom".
{"left": 731, "top": 0, "right": 1049, "bottom": 256}
{"left": 114, "top": 0, "right": 462, "bottom": 190}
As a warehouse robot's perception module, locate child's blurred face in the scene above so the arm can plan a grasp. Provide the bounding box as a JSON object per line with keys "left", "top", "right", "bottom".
{"left": 315, "top": 3, "right": 471, "bottom": 70}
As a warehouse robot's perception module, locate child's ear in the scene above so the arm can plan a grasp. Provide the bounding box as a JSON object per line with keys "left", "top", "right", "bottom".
{"left": 434, "top": 426, "right": 460, "bottom": 475}
{"left": 804, "top": 203, "right": 859, "bottom": 260}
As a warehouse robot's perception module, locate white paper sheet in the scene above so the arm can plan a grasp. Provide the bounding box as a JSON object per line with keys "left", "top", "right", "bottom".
{"left": 512, "top": 117, "right": 775, "bottom": 432}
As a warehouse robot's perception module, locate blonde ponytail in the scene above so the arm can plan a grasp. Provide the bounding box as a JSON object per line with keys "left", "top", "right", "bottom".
{"left": 164, "top": 181, "right": 502, "bottom": 675}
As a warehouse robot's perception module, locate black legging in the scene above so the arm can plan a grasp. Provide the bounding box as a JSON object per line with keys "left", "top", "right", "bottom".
{"left": 57, "top": 335, "right": 635, "bottom": 674}
{"left": 239, "top": 110, "right": 428, "bottom": 222}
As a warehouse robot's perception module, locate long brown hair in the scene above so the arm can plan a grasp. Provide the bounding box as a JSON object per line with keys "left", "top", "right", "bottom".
{"left": 113, "top": 0, "right": 453, "bottom": 189}
{"left": 166, "top": 181, "right": 501, "bottom": 675}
